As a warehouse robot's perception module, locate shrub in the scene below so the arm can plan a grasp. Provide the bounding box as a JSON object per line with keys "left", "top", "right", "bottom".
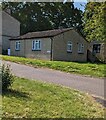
{"left": 2, "top": 50, "right": 8, "bottom": 55}
{"left": 0, "top": 64, "right": 14, "bottom": 92}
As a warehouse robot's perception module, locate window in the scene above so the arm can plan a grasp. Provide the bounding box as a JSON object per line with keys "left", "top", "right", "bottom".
{"left": 93, "top": 44, "right": 101, "bottom": 53}
{"left": 15, "top": 41, "right": 20, "bottom": 51}
{"left": 78, "top": 43, "right": 84, "bottom": 53}
{"left": 67, "top": 41, "right": 72, "bottom": 52}
{"left": 32, "top": 40, "right": 41, "bottom": 50}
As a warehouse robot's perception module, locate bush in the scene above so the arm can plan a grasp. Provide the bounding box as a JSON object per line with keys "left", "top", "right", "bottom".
{"left": 0, "top": 64, "right": 14, "bottom": 92}
{"left": 2, "top": 50, "right": 8, "bottom": 55}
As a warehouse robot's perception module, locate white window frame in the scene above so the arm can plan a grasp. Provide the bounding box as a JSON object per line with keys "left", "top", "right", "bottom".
{"left": 15, "top": 41, "right": 20, "bottom": 51}
{"left": 32, "top": 40, "right": 41, "bottom": 51}
{"left": 67, "top": 41, "right": 72, "bottom": 52}
{"left": 78, "top": 43, "right": 84, "bottom": 53}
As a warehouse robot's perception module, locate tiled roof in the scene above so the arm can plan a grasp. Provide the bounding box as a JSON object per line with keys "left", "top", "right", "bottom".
{"left": 10, "top": 28, "right": 73, "bottom": 40}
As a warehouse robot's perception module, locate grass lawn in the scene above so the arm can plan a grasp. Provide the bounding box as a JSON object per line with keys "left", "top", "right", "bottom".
{"left": 2, "top": 77, "right": 105, "bottom": 118}
{"left": 2, "top": 55, "right": 106, "bottom": 78}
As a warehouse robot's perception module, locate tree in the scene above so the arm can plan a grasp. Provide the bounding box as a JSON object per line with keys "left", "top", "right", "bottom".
{"left": 2, "top": 2, "right": 83, "bottom": 35}
{"left": 0, "top": 64, "right": 14, "bottom": 92}
{"left": 83, "top": 2, "right": 106, "bottom": 42}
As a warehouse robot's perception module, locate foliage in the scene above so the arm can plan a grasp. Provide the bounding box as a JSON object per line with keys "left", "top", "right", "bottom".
{"left": 83, "top": 2, "right": 106, "bottom": 42}
{"left": 2, "top": 77, "right": 104, "bottom": 118}
{"left": 2, "top": 55, "right": 106, "bottom": 78}
{"left": 1, "top": 64, "right": 14, "bottom": 92}
{"left": 2, "top": 50, "right": 8, "bottom": 55}
{"left": 2, "top": 2, "right": 83, "bottom": 34}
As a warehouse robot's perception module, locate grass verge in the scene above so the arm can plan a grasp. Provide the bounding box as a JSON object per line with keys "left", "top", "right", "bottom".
{"left": 2, "top": 77, "right": 105, "bottom": 118}
{"left": 2, "top": 55, "right": 105, "bottom": 78}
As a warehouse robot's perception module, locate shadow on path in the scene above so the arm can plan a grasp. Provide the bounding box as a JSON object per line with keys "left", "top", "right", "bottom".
{"left": 93, "top": 96, "right": 106, "bottom": 108}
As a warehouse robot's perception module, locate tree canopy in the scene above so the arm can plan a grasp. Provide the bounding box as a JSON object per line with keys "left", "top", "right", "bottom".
{"left": 2, "top": 2, "right": 83, "bottom": 35}
{"left": 83, "top": 2, "right": 106, "bottom": 42}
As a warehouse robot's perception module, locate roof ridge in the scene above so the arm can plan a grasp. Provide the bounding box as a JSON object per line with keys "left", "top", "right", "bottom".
{"left": 26, "top": 27, "right": 73, "bottom": 34}
{"left": 10, "top": 27, "right": 73, "bottom": 40}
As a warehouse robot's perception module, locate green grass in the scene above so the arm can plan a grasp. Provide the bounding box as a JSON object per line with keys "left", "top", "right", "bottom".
{"left": 2, "top": 77, "right": 105, "bottom": 118}
{"left": 2, "top": 55, "right": 105, "bottom": 78}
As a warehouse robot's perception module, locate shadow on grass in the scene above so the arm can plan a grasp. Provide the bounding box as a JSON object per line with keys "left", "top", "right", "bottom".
{"left": 2, "top": 89, "right": 30, "bottom": 99}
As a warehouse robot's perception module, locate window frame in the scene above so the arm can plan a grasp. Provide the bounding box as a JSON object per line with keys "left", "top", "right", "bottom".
{"left": 93, "top": 44, "right": 101, "bottom": 53}
{"left": 78, "top": 43, "right": 84, "bottom": 54}
{"left": 67, "top": 41, "right": 72, "bottom": 53}
{"left": 32, "top": 40, "right": 41, "bottom": 51}
{"left": 15, "top": 41, "right": 20, "bottom": 51}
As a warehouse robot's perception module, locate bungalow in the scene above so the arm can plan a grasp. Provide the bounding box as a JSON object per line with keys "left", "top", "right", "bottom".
{"left": 10, "top": 28, "right": 88, "bottom": 62}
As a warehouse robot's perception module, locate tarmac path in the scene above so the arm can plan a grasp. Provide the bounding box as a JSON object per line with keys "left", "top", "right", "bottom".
{"left": 3, "top": 61, "right": 105, "bottom": 107}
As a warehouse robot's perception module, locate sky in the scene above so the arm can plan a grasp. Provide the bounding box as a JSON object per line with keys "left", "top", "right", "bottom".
{"left": 74, "top": 2, "right": 87, "bottom": 11}
{"left": 74, "top": 0, "right": 87, "bottom": 11}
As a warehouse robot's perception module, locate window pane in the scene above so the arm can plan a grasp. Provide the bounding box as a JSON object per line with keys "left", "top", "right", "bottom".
{"left": 78, "top": 43, "right": 84, "bottom": 53}
{"left": 93, "top": 44, "right": 101, "bottom": 53}
{"left": 39, "top": 41, "right": 41, "bottom": 49}
{"left": 32, "top": 40, "right": 41, "bottom": 50}
{"left": 15, "top": 41, "right": 20, "bottom": 50}
{"left": 67, "top": 41, "right": 72, "bottom": 52}
{"left": 36, "top": 43, "right": 39, "bottom": 49}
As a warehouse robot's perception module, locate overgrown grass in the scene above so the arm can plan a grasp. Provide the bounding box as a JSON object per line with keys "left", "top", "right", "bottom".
{"left": 2, "top": 77, "right": 105, "bottom": 118}
{"left": 2, "top": 55, "right": 106, "bottom": 78}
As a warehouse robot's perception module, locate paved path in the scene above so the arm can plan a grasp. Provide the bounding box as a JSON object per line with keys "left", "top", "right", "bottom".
{"left": 3, "top": 61, "right": 105, "bottom": 106}
{"left": 3, "top": 61, "right": 104, "bottom": 97}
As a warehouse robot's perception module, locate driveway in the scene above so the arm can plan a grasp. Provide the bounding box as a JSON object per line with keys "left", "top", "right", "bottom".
{"left": 3, "top": 61, "right": 105, "bottom": 106}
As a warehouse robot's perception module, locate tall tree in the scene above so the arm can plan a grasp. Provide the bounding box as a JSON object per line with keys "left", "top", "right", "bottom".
{"left": 2, "top": 2, "right": 83, "bottom": 35}
{"left": 83, "top": 2, "right": 106, "bottom": 42}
